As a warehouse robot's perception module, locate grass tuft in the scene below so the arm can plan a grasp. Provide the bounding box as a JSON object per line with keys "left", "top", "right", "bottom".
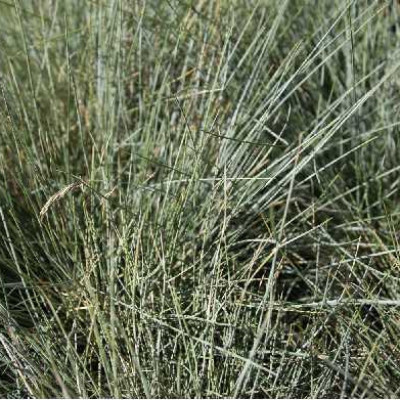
{"left": 1, "top": 0, "right": 400, "bottom": 398}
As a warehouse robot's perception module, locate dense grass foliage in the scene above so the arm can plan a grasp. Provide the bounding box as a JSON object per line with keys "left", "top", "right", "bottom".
{"left": 1, "top": 0, "right": 400, "bottom": 397}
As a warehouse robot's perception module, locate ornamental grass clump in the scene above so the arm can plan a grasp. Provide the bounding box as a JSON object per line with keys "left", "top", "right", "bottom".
{"left": 1, "top": 0, "right": 400, "bottom": 398}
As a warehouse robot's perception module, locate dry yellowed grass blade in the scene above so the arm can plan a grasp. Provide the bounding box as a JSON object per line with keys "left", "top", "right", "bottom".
{"left": 39, "top": 181, "right": 83, "bottom": 221}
